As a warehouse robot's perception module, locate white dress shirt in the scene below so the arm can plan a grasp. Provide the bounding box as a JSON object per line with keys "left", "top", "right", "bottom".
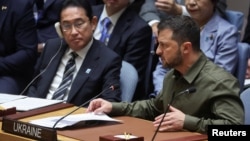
{"left": 46, "top": 39, "right": 93, "bottom": 100}
{"left": 94, "top": 5, "right": 126, "bottom": 43}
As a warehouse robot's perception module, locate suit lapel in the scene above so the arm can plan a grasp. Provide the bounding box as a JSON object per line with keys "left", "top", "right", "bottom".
{"left": 201, "top": 14, "right": 218, "bottom": 52}
{"left": 107, "top": 7, "right": 131, "bottom": 50}
{"left": 92, "top": 5, "right": 131, "bottom": 50}
{"left": 39, "top": 41, "right": 67, "bottom": 96}
{"left": 67, "top": 40, "right": 100, "bottom": 102}
{"left": 0, "top": 0, "right": 8, "bottom": 33}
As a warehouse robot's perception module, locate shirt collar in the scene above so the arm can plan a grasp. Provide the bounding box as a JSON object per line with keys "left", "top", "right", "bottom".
{"left": 100, "top": 5, "right": 127, "bottom": 26}
{"left": 173, "top": 53, "right": 208, "bottom": 84}
{"left": 67, "top": 38, "right": 93, "bottom": 59}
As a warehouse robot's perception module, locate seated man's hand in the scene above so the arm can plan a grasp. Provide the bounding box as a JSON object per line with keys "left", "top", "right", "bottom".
{"left": 87, "top": 98, "right": 112, "bottom": 115}
{"left": 153, "top": 105, "right": 185, "bottom": 132}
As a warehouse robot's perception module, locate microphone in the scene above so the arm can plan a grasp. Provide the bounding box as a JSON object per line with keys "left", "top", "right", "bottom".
{"left": 176, "top": 87, "right": 196, "bottom": 96}
{"left": 151, "top": 87, "right": 196, "bottom": 141}
{"left": 52, "top": 84, "right": 118, "bottom": 128}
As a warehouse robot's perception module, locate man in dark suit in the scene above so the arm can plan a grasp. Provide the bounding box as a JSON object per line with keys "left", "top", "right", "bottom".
{"left": 0, "top": 0, "right": 38, "bottom": 94}
{"left": 27, "top": 0, "right": 122, "bottom": 106}
{"left": 34, "top": 0, "right": 63, "bottom": 53}
{"left": 92, "top": 0, "right": 152, "bottom": 101}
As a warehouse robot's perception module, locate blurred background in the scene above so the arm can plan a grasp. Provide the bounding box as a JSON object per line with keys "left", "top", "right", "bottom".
{"left": 228, "top": 0, "right": 250, "bottom": 39}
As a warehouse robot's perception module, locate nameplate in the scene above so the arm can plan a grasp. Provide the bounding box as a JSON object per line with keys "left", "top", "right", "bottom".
{"left": 2, "top": 117, "right": 57, "bottom": 141}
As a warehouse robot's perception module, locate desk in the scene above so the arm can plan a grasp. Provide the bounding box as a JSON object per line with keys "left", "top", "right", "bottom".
{"left": 0, "top": 106, "right": 207, "bottom": 141}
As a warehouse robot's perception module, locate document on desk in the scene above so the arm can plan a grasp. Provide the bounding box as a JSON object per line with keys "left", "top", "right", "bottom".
{"left": 0, "top": 93, "right": 27, "bottom": 104}
{"left": 29, "top": 112, "right": 122, "bottom": 128}
{"left": 0, "top": 97, "right": 64, "bottom": 111}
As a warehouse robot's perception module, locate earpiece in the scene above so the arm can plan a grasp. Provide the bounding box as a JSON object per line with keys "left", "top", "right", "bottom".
{"left": 54, "top": 22, "right": 63, "bottom": 38}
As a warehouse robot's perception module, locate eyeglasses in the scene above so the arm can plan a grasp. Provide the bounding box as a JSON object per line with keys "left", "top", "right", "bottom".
{"left": 61, "top": 20, "right": 89, "bottom": 32}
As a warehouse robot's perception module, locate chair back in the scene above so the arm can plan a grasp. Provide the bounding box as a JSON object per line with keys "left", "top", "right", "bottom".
{"left": 225, "top": 10, "right": 250, "bottom": 92}
{"left": 225, "top": 10, "right": 244, "bottom": 39}
{"left": 145, "top": 35, "right": 159, "bottom": 97}
{"left": 240, "top": 87, "right": 250, "bottom": 124}
{"left": 235, "top": 42, "right": 250, "bottom": 93}
{"left": 120, "top": 61, "right": 138, "bottom": 102}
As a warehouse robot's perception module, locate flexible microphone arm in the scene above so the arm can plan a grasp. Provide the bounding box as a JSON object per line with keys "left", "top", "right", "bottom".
{"left": 151, "top": 87, "right": 196, "bottom": 141}
{"left": 19, "top": 39, "right": 63, "bottom": 96}
{"left": 52, "top": 85, "right": 117, "bottom": 128}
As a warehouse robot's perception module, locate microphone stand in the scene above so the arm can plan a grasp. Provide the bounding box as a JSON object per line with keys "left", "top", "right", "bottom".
{"left": 151, "top": 87, "right": 196, "bottom": 141}
{"left": 151, "top": 92, "right": 175, "bottom": 141}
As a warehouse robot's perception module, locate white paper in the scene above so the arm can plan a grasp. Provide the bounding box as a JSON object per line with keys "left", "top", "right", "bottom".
{"left": 0, "top": 93, "right": 27, "bottom": 104}
{"left": 29, "top": 112, "right": 122, "bottom": 128}
{"left": 114, "top": 135, "right": 138, "bottom": 139}
{"left": 0, "top": 97, "right": 63, "bottom": 111}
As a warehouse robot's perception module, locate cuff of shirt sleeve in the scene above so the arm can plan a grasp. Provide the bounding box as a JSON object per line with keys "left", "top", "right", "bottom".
{"left": 149, "top": 20, "right": 160, "bottom": 26}
{"left": 110, "top": 102, "right": 124, "bottom": 116}
{"left": 183, "top": 114, "right": 199, "bottom": 132}
{"left": 181, "top": 5, "right": 190, "bottom": 16}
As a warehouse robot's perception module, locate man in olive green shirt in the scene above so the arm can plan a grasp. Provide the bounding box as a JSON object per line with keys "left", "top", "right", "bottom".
{"left": 87, "top": 16, "right": 244, "bottom": 133}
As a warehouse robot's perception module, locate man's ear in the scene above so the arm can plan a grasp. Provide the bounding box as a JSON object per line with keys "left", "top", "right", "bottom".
{"left": 54, "top": 22, "right": 63, "bottom": 38}
{"left": 182, "top": 42, "right": 192, "bottom": 54}
{"left": 91, "top": 16, "right": 98, "bottom": 32}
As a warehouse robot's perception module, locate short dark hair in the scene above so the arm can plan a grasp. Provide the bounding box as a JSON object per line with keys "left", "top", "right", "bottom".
{"left": 60, "top": 0, "right": 93, "bottom": 21}
{"left": 211, "top": 0, "right": 219, "bottom": 5}
{"left": 158, "top": 15, "right": 200, "bottom": 52}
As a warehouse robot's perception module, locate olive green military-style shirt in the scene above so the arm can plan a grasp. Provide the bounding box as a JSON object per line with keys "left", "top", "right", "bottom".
{"left": 111, "top": 53, "right": 244, "bottom": 133}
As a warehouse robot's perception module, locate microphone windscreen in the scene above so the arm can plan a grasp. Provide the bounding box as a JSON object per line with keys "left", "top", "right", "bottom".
{"left": 188, "top": 87, "right": 196, "bottom": 93}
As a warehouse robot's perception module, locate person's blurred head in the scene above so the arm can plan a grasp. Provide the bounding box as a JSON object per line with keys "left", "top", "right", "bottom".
{"left": 103, "top": 0, "right": 130, "bottom": 16}
{"left": 185, "top": 0, "right": 218, "bottom": 27}
{"left": 156, "top": 16, "right": 200, "bottom": 69}
{"left": 60, "top": 0, "right": 97, "bottom": 51}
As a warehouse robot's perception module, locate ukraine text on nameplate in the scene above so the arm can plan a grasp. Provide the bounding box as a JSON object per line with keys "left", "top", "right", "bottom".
{"left": 2, "top": 117, "right": 57, "bottom": 141}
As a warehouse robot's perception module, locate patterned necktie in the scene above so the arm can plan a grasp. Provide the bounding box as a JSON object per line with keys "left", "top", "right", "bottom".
{"left": 52, "top": 52, "right": 78, "bottom": 100}
{"left": 100, "top": 17, "right": 111, "bottom": 44}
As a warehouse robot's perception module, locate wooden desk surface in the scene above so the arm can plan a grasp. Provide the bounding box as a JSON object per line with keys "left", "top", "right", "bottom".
{"left": 0, "top": 106, "right": 207, "bottom": 141}
{"left": 57, "top": 116, "right": 207, "bottom": 141}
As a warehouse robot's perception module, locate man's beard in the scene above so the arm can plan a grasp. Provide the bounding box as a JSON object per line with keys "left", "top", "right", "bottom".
{"left": 164, "top": 50, "right": 183, "bottom": 69}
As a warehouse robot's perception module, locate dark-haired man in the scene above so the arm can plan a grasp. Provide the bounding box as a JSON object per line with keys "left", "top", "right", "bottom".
{"left": 27, "top": 0, "right": 122, "bottom": 106}
{"left": 87, "top": 15, "right": 244, "bottom": 133}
